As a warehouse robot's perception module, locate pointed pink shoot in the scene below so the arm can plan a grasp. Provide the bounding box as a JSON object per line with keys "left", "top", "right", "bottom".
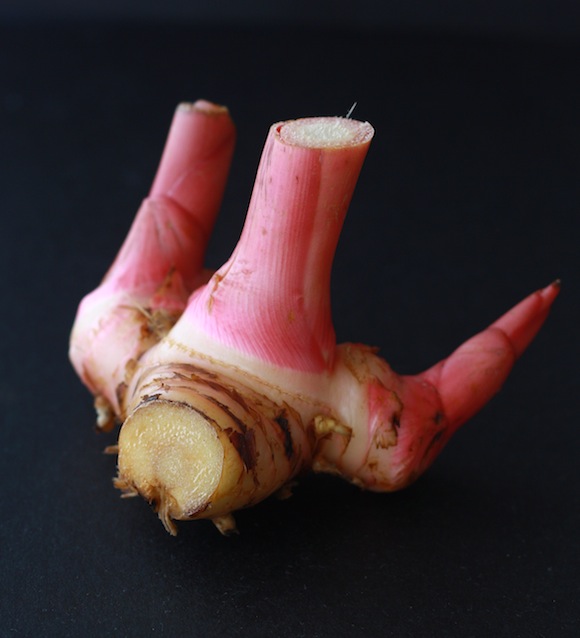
{"left": 419, "top": 281, "right": 560, "bottom": 434}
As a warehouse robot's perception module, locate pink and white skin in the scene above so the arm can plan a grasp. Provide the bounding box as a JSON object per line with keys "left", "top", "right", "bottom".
{"left": 69, "top": 102, "right": 559, "bottom": 533}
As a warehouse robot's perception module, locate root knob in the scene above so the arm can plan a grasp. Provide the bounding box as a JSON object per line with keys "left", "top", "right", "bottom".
{"left": 116, "top": 399, "right": 224, "bottom": 533}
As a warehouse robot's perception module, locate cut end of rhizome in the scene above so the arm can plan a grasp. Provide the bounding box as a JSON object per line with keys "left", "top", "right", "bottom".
{"left": 177, "top": 99, "right": 230, "bottom": 116}
{"left": 115, "top": 400, "right": 224, "bottom": 534}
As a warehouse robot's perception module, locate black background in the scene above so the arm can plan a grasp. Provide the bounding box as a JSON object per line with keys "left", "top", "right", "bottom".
{"left": 1, "top": 5, "right": 579, "bottom": 637}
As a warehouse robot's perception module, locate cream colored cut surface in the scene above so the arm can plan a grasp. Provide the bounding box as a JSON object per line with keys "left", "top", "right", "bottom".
{"left": 118, "top": 401, "right": 224, "bottom": 518}
{"left": 279, "top": 117, "right": 374, "bottom": 148}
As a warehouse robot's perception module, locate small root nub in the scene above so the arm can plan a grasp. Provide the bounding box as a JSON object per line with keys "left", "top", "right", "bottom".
{"left": 157, "top": 490, "right": 178, "bottom": 535}
{"left": 113, "top": 476, "right": 139, "bottom": 498}
{"left": 103, "top": 444, "right": 119, "bottom": 455}
{"left": 212, "top": 514, "right": 238, "bottom": 536}
{"left": 276, "top": 480, "right": 298, "bottom": 500}
{"left": 94, "top": 395, "right": 116, "bottom": 432}
{"left": 313, "top": 415, "right": 352, "bottom": 440}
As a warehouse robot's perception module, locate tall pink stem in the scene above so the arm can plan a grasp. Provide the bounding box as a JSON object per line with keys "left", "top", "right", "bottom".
{"left": 183, "top": 117, "right": 374, "bottom": 372}
{"left": 69, "top": 101, "right": 236, "bottom": 414}
{"left": 104, "top": 100, "right": 236, "bottom": 299}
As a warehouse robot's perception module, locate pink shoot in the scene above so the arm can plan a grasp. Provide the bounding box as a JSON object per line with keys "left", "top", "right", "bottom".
{"left": 69, "top": 103, "right": 558, "bottom": 534}
{"left": 69, "top": 100, "right": 235, "bottom": 426}
{"left": 178, "top": 117, "right": 374, "bottom": 372}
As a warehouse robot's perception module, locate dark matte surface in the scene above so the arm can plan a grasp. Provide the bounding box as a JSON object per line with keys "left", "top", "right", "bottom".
{"left": 0, "top": 23, "right": 578, "bottom": 636}
{"left": 2, "top": 1, "right": 580, "bottom": 39}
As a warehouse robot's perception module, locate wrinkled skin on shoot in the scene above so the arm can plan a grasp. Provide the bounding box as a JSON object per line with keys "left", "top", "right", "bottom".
{"left": 70, "top": 100, "right": 559, "bottom": 534}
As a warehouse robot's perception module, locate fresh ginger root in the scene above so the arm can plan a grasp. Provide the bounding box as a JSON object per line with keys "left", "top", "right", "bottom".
{"left": 69, "top": 100, "right": 559, "bottom": 534}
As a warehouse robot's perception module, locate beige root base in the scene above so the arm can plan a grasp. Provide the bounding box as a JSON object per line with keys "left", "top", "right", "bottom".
{"left": 115, "top": 400, "right": 224, "bottom": 535}
{"left": 113, "top": 362, "right": 315, "bottom": 534}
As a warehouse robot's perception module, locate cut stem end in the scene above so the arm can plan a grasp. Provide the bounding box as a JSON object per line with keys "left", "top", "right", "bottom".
{"left": 278, "top": 116, "right": 374, "bottom": 148}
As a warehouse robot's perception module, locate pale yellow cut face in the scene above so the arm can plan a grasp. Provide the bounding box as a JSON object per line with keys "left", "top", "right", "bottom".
{"left": 117, "top": 400, "right": 224, "bottom": 521}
